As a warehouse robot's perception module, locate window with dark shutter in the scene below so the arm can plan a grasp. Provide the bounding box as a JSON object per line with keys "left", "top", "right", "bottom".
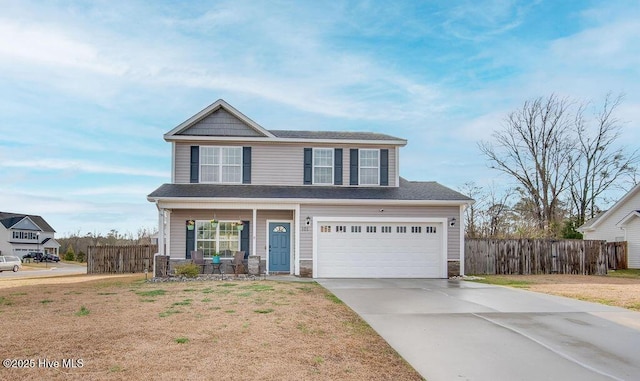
{"left": 242, "top": 147, "right": 251, "bottom": 184}
{"left": 190, "top": 146, "right": 199, "bottom": 183}
{"left": 303, "top": 148, "right": 312, "bottom": 184}
{"left": 380, "top": 149, "right": 389, "bottom": 186}
{"left": 334, "top": 148, "right": 343, "bottom": 185}
{"left": 240, "top": 220, "right": 250, "bottom": 256}
{"left": 350, "top": 149, "right": 359, "bottom": 185}
{"left": 185, "top": 220, "right": 195, "bottom": 258}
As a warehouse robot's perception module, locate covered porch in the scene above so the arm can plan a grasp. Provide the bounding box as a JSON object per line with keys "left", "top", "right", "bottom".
{"left": 154, "top": 201, "right": 300, "bottom": 276}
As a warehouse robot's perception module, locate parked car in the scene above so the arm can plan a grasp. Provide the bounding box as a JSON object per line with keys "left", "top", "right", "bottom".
{"left": 0, "top": 256, "right": 23, "bottom": 272}
{"left": 22, "top": 252, "right": 41, "bottom": 261}
{"left": 33, "top": 252, "right": 60, "bottom": 263}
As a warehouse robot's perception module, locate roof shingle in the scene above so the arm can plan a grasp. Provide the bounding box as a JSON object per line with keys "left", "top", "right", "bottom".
{"left": 148, "top": 178, "right": 472, "bottom": 202}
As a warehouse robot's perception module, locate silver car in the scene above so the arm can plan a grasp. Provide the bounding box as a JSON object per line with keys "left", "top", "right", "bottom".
{"left": 0, "top": 256, "right": 22, "bottom": 272}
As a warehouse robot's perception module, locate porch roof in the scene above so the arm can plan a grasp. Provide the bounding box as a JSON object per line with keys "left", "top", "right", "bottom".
{"left": 148, "top": 178, "right": 473, "bottom": 203}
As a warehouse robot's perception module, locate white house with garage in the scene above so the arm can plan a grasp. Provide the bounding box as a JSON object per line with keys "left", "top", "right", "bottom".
{"left": 578, "top": 183, "right": 640, "bottom": 269}
{"left": 0, "top": 212, "right": 60, "bottom": 259}
{"left": 147, "top": 100, "right": 473, "bottom": 278}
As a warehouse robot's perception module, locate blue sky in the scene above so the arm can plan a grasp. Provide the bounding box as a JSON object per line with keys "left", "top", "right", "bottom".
{"left": 1, "top": 0, "right": 639, "bottom": 236}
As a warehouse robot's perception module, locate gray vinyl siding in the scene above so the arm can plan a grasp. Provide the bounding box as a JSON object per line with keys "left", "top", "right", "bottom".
{"left": 299, "top": 204, "right": 461, "bottom": 261}
{"left": 174, "top": 143, "right": 191, "bottom": 184}
{"left": 179, "top": 109, "right": 264, "bottom": 137}
{"left": 174, "top": 142, "right": 398, "bottom": 186}
{"left": 252, "top": 144, "right": 303, "bottom": 185}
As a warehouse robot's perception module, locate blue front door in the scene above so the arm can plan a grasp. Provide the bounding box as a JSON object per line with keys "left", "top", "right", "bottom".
{"left": 269, "top": 222, "right": 290, "bottom": 272}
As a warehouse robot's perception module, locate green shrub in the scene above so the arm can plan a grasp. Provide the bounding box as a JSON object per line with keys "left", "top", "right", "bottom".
{"left": 174, "top": 263, "right": 200, "bottom": 278}
{"left": 76, "top": 251, "right": 86, "bottom": 263}
{"left": 75, "top": 306, "right": 90, "bottom": 316}
{"left": 64, "top": 251, "right": 75, "bottom": 261}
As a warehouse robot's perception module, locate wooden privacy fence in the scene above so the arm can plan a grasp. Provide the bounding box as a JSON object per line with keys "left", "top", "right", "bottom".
{"left": 87, "top": 245, "right": 157, "bottom": 274}
{"left": 465, "top": 239, "right": 627, "bottom": 276}
{"left": 605, "top": 241, "right": 627, "bottom": 270}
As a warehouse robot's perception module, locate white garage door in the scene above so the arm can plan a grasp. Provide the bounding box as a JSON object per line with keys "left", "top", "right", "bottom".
{"left": 315, "top": 220, "right": 446, "bottom": 278}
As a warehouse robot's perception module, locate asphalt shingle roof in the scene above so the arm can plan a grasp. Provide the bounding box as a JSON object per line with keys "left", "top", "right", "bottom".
{"left": 148, "top": 178, "right": 472, "bottom": 202}
{"left": 269, "top": 130, "right": 405, "bottom": 141}
{"left": 0, "top": 212, "right": 56, "bottom": 232}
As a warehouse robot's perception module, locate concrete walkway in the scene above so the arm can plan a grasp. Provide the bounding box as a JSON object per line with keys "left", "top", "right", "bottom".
{"left": 318, "top": 278, "right": 640, "bottom": 381}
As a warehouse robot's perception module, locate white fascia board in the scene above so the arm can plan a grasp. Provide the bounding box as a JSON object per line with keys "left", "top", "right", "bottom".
{"left": 616, "top": 211, "right": 640, "bottom": 227}
{"left": 148, "top": 197, "right": 469, "bottom": 208}
{"left": 588, "top": 183, "right": 640, "bottom": 230}
{"left": 164, "top": 135, "right": 407, "bottom": 146}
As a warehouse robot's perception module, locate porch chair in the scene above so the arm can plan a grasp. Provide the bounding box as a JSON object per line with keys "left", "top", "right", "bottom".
{"left": 230, "top": 251, "right": 246, "bottom": 275}
{"left": 191, "top": 250, "right": 207, "bottom": 274}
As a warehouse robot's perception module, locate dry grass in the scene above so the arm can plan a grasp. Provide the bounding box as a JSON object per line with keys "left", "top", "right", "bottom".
{"left": 471, "top": 274, "right": 640, "bottom": 311}
{"left": 0, "top": 275, "right": 422, "bottom": 381}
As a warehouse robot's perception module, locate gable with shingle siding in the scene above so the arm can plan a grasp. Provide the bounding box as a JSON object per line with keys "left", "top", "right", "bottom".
{"left": 178, "top": 108, "right": 265, "bottom": 137}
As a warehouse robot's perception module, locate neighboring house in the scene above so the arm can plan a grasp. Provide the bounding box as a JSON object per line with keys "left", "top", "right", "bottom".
{"left": 147, "top": 100, "right": 473, "bottom": 278}
{"left": 578, "top": 183, "right": 640, "bottom": 269}
{"left": 0, "top": 212, "right": 60, "bottom": 259}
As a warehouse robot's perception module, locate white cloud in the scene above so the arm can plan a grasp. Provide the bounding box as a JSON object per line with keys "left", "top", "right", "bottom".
{"left": 2, "top": 159, "right": 168, "bottom": 178}
{"left": 0, "top": 20, "right": 127, "bottom": 75}
{"left": 70, "top": 185, "right": 154, "bottom": 197}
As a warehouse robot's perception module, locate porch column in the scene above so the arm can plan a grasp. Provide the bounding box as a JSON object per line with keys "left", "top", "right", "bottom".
{"left": 165, "top": 209, "right": 172, "bottom": 258}
{"left": 157, "top": 207, "right": 165, "bottom": 256}
{"left": 252, "top": 208, "right": 257, "bottom": 260}
{"left": 294, "top": 204, "right": 300, "bottom": 276}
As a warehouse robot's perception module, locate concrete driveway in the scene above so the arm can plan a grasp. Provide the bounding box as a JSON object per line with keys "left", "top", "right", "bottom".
{"left": 318, "top": 278, "right": 640, "bottom": 381}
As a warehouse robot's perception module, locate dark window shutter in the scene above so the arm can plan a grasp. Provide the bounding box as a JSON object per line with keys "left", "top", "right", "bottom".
{"left": 240, "top": 220, "right": 250, "bottom": 257}
{"left": 350, "top": 149, "right": 359, "bottom": 185}
{"left": 380, "top": 149, "right": 389, "bottom": 186}
{"left": 242, "top": 147, "right": 252, "bottom": 184}
{"left": 185, "top": 221, "right": 195, "bottom": 259}
{"left": 190, "top": 146, "right": 199, "bottom": 183}
{"left": 303, "top": 148, "right": 312, "bottom": 185}
{"left": 334, "top": 148, "right": 343, "bottom": 185}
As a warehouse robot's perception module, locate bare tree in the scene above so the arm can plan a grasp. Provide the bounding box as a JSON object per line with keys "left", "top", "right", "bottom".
{"left": 569, "top": 93, "right": 639, "bottom": 226}
{"left": 479, "top": 94, "right": 576, "bottom": 236}
{"left": 459, "top": 182, "right": 515, "bottom": 238}
{"left": 459, "top": 182, "right": 483, "bottom": 238}
{"left": 484, "top": 186, "right": 513, "bottom": 238}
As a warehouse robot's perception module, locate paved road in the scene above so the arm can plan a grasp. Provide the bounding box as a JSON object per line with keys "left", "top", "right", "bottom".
{"left": 318, "top": 278, "right": 640, "bottom": 381}
{"left": 0, "top": 261, "right": 87, "bottom": 279}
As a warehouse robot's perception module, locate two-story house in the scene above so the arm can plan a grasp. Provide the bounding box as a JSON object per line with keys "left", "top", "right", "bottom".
{"left": 147, "top": 100, "right": 472, "bottom": 278}
{"left": 0, "top": 212, "right": 60, "bottom": 259}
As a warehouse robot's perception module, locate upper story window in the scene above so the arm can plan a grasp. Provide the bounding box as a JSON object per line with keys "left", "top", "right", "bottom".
{"left": 313, "top": 148, "right": 334, "bottom": 185}
{"left": 12, "top": 231, "right": 39, "bottom": 240}
{"left": 359, "top": 149, "right": 379, "bottom": 185}
{"left": 200, "top": 147, "right": 242, "bottom": 183}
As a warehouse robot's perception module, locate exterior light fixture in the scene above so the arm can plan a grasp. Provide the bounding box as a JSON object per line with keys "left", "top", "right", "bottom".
{"left": 306, "top": 216, "right": 311, "bottom": 225}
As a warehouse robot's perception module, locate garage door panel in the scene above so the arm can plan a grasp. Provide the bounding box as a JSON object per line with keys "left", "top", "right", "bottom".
{"left": 316, "top": 221, "right": 445, "bottom": 278}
